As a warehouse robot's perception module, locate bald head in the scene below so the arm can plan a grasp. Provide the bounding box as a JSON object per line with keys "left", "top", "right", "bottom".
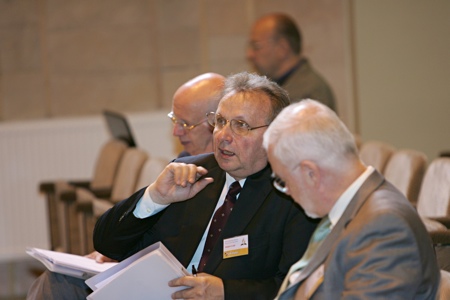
{"left": 171, "top": 73, "right": 225, "bottom": 156}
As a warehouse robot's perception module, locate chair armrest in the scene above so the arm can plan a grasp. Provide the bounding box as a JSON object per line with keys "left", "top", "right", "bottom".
{"left": 76, "top": 201, "right": 93, "bottom": 213}
{"left": 67, "top": 180, "right": 91, "bottom": 189}
{"left": 429, "top": 230, "right": 450, "bottom": 246}
{"left": 429, "top": 217, "right": 450, "bottom": 228}
{"left": 39, "top": 182, "right": 55, "bottom": 193}
{"left": 90, "top": 188, "right": 112, "bottom": 199}
{"left": 60, "top": 190, "right": 77, "bottom": 203}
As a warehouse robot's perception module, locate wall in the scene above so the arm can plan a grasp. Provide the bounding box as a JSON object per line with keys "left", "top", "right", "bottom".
{"left": 353, "top": 0, "right": 450, "bottom": 160}
{"left": 0, "top": 0, "right": 352, "bottom": 127}
{"left": 0, "top": 111, "right": 174, "bottom": 261}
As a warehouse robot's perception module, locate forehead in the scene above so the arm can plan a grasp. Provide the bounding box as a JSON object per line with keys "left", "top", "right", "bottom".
{"left": 217, "top": 92, "right": 271, "bottom": 121}
{"left": 251, "top": 18, "right": 276, "bottom": 39}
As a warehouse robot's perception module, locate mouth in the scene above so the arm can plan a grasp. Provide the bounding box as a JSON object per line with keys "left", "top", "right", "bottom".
{"left": 219, "top": 148, "right": 235, "bottom": 157}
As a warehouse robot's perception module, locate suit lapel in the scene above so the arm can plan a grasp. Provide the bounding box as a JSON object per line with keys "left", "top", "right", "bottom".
{"left": 282, "top": 170, "right": 385, "bottom": 296}
{"left": 203, "top": 165, "right": 273, "bottom": 273}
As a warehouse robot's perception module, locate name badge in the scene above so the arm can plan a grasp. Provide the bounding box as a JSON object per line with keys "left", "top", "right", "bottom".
{"left": 223, "top": 235, "right": 249, "bottom": 259}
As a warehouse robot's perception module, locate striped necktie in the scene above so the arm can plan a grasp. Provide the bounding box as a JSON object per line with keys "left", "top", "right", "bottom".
{"left": 198, "top": 181, "right": 242, "bottom": 272}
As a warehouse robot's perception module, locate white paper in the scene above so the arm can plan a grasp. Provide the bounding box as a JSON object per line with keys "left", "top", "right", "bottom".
{"left": 26, "top": 247, "right": 118, "bottom": 279}
{"left": 85, "top": 242, "right": 190, "bottom": 300}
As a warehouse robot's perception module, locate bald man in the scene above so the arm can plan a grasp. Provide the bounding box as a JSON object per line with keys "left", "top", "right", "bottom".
{"left": 247, "top": 13, "right": 336, "bottom": 111}
{"left": 169, "top": 73, "right": 225, "bottom": 157}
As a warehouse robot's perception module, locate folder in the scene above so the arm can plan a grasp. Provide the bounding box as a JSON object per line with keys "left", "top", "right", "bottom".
{"left": 85, "top": 242, "right": 190, "bottom": 299}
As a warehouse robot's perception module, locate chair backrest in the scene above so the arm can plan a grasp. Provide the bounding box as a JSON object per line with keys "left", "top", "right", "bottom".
{"left": 90, "top": 139, "right": 128, "bottom": 190}
{"left": 135, "top": 157, "right": 168, "bottom": 191}
{"left": 359, "top": 140, "right": 395, "bottom": 173}
{"left": 417, "top": 157, "right": 450, "bottom": 218}
{"left": 110, "top": 148, "right": 149, "bottom": 202}
{"left": 384, "top": 149, "right": 427, "bottom": 205}
{"left": 440, "top": 270, "right": 450, "bottom": 300}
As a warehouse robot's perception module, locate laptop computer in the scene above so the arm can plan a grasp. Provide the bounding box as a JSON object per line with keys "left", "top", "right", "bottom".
{"left": 102, "top": 110, "right": 137, "bottom": 147}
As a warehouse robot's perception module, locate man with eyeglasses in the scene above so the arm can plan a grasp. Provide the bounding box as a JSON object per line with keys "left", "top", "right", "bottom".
{"left": 263, "top": 100, "right": 440, "bottom": 299}
{"left": 247, "top": 13, "right": 336, "bottom": 111}
{"left": 168, "top": 72, "right": 225, "bottom": 157}
{"left": 27, "top": 72, "right": 317, "bottom": 299}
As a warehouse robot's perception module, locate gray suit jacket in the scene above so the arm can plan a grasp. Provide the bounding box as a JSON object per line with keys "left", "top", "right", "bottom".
{"left": 279, "top": 170, "right": 440, "bottom": 299}
{"left": 282, "top": 58, "right": 336, "bottom": 112}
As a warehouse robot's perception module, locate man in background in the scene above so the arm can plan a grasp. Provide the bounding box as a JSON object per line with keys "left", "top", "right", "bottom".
{"left": 247, "top": 13, "right": 336, "bottom": 111}
{"left": 263, "top": 99, "right": 440, "bottom": 299}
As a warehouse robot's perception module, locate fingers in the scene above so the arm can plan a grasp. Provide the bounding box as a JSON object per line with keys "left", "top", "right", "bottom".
{"left": 84, "top": 251, "right": 117, "bottom": 264}
{"left": 172, "top": 164, "right": 209, "bottom": 187}
{"left": 169, "top": 274, "right": 224, "bottom": 299}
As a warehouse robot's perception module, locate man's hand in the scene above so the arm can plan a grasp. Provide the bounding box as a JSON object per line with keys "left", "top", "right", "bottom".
{"left": 169, "top": 273, "right": 224, "bottom": 300}
{"left": 148, "top": 163, "right": 214, "bottom": 205}
{"left": 84, "top": 251, "right": 117, "bottom": 263}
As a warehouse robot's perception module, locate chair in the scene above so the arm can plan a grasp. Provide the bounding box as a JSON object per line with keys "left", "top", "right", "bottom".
{"left": 416, "top": 157, "right": 450, "bottom": 223}
{"left": 440, "top": 269, "right": 450, "bottom": 299}
{"left": 75, "top": 147, "right": 149, "bottom": 254}
{"left": 39, "top": 139, "right": 128, "bottom": 251}
{"left": 383, "top": 149, "right": 427, "bottom": 205}
{"left": 413, "top": 157, "right": 450, "bottom": 272}
{"left": 134, "top": 156, "right": 168, "bottom": 191}
{"left": 359, "top": 140, "right": 396, "bottom": 174}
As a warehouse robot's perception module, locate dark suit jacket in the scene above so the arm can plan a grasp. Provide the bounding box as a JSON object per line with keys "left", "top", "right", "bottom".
{"left": 279, "top": 170, "right": 440, "bottom": 299}
{"left": 94, "top": 153, "right": 317, "bottom": 299}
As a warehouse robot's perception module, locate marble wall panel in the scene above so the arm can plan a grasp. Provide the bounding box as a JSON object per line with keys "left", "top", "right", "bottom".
{"left": 45, "top": 0, "right": 154, "bottom": 29}
{"left": 0, "top": 26, "right": 42, "bottom": 72}
{"left": 0, "top": 0, "right": 39, "bottom": 26}
{"left": 46, "top": 26, "right": 155, "bottom": 72}
{"left": 49, "top": 72, "right": 157, "bottom": 116}
{"left": 1, "top": 73, "right": 47, "bottom": 120}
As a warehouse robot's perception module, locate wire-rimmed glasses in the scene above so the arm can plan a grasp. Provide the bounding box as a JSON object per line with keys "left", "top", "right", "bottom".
{"left": 206, "top": 112, "right": 269, "bottom": 136}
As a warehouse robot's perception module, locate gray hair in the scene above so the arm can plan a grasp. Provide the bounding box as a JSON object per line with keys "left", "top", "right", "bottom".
{"left": 221, "top": 72, "right": 291, "bottom": 123}
{"left": 263, "top": 99, "right": 358, "bottom": 171}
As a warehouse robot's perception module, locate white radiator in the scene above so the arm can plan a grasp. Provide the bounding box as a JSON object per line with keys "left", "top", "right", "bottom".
{"left": 0, "top": 111, "right": 175, "bottom": 261}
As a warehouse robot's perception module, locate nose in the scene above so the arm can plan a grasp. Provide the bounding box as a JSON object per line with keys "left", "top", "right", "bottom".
{"left": 246, "top": 46, "right": 255, "bottom": 61}
{"left": 214, "top": 121, "right": 233, "bottom": 143}
{"left": 172, "top": 124, "right": 185, "bottom": 137}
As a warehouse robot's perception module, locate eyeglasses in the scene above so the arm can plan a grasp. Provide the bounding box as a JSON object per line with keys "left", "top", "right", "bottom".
{"left": 167, "top": 112, "right": 207, "bottom": 131}
{"left": 206, "top": 112, "right": 269, "bottom": 136}
{"left": 271, "top": 172, "right": 288, "bottom": 194}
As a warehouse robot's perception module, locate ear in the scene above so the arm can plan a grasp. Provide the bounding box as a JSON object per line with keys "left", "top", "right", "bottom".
{"left": 299, "top": 160, "right": 320, "bottom": 187}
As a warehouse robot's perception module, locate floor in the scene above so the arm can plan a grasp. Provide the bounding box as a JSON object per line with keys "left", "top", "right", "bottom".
{"left": 0, "top": 258, "right": 44, "bottom": 300}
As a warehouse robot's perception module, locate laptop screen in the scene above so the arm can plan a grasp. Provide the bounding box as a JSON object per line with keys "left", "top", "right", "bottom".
{"left": 102, "top": 110, "right": 137, "bottom": 147}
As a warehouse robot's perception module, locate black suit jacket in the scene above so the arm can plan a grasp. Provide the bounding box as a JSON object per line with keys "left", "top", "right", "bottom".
{"left": 94, "top": 153, "right": 317, "bottom": 299}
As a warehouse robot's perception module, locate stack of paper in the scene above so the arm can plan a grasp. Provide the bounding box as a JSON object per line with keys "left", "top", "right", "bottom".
{"left": 26, "top": 248, "right": 117, "bottom": 279}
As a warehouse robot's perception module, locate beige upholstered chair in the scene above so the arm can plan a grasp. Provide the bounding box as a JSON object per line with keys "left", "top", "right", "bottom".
{"left": 414, "top": 157, "right": 450, "bottom": 272}
{"left": 75, "top": 147, "right": 149, "bottom": 254}
{"left": 134, "top": 156, "right": 168, "bottom": 191}
{"left": 417, "top": 157, "right": 450, "bottom": 222}
{"left": 440, "top": 270, "right": 450, "bottom": 299}
{"left": 359, "top": 140, "right": 396, "bottom": 174}
{"left": 384, "top": 149, "right": 427, "bottom": 205}
{"left": 39, "top": 139, "right": 128, "bottom": 252}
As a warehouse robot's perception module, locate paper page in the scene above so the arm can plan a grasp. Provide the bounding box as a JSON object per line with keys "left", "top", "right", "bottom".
{"left": 26, "top": 247, "right": 117, "bottom": 279}
{"left": 85, "top": 242, "right": 190, "bottom": 299}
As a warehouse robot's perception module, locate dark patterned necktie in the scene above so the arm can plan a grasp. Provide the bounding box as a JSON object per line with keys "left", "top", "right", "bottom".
{"left": 197, "top": 181, "right": 242, "bottom": 272}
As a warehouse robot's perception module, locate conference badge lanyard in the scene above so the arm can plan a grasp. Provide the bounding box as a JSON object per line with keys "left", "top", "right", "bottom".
{"left": 223, "top": 234, "right": 249, "bottom": 259}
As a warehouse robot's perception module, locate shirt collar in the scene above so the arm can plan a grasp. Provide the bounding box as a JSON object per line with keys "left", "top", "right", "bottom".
{"left": 225, "top": 173, "right": 246, "bottom": 192}
{"left": 328, "top": 166, "right": 375, "bottom": 228}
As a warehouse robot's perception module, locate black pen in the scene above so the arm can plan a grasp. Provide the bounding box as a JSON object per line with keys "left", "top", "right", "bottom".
{"left": 191, "top": 265, "right": 198, "bottom": 277}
